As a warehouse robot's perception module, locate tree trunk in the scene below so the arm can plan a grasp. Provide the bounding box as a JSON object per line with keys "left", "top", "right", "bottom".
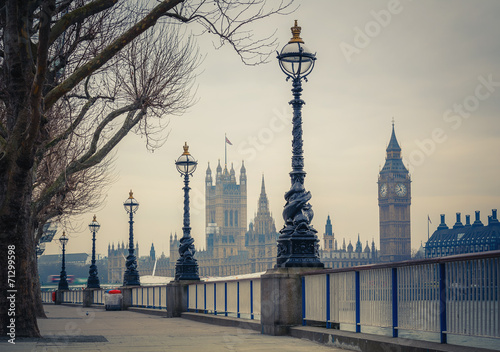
{"left": 0, "top": 158, "right": 41, "bottom": 337}
{"left": 34, "top": 255, "right": 47, "bottom": 318}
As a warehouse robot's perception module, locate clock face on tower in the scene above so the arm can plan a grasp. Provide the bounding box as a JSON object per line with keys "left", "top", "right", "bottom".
{"left": 395, "top": 183, "right": 407, "bottom": 197}
{"left": 379, "top": 183, "right": 388, "bottom": 197}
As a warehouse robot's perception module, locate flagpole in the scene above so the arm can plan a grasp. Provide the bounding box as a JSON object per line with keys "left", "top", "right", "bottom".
{"left": 225, "top": 133, "right": 227, "bottom": 167}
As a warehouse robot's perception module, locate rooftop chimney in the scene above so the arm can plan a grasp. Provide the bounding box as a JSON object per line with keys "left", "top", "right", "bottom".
{"left": 453, "top": 212, "right": 464, "bottom": 229}
{"left": 491, "top": 209, "right": 499, "bottom": 225}
{"left": 465, "top": 215, "right": 471, "bottom": 227}
{"left": 472, "top": 210, "right": 484, "bottom": 227}
{"left": 437, "top": 214, "right": 448, "bottom": 230}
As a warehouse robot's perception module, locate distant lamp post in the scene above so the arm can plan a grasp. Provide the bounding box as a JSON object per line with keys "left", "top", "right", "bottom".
{"left": 123, "top": 190, "right": 140, "bottom": 286}
{"left": 58, "top": 232, "right": 70, "bottom": 290}
{"left": 174, "top": 142, "right": 200, "bottom": 280}
{"left": 87, "top": 215, "right": 101, "bottom": 289}
{"left": 275, "top": 20, "right": 323, "bottom": 268}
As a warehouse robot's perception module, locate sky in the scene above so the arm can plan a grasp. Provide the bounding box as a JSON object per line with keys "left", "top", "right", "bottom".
{"left": 43, "top": 0, "right": 500, "bottom": 261}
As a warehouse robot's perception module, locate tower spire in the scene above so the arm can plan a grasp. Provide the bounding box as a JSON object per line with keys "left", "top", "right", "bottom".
{"left": 386, "top": 121, "right": 401, "bottom": 153}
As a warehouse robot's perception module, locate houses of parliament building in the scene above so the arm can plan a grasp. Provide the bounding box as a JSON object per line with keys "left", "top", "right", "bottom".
{"left": 108, "top": 125, "right": 412, "bottom": 282}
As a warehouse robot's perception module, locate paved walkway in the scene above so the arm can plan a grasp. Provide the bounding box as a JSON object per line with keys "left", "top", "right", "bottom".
{"left": 9, "top": 305, "right": 346, "bottom": 351}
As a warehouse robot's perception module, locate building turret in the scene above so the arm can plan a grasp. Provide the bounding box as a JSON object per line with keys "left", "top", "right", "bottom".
{"left": 230, "top": 163, "right": 236, "bottom": 183}
{"left": 355, "top": 234, "right": 362, "bottom": 253}
{"left": 323, "top": 215, "right": 334, "bottom": 250}
{"left": 364, "top": 241, "right": 371, "bottom": 253}
{"left": 150, "top": 243, "right": 156, "bottom": 262}
{"left": 258, "top": 175, "right": 269, "bottom": 215}
{"left": 206, "top": 162, "right": 213, "bottom": 187}
{"left": 347, "top": 240, "right": 353, "bottom": 253}
{"left": 216, "top": 159, "right": 222, "bottom": 182}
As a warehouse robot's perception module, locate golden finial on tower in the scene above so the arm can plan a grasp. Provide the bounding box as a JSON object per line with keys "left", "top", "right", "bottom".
{"left": 289, "top": 20, "right": 304, "bottom": 44}
{"left": 182, "top": 142, "right": 190, "bottom": 155}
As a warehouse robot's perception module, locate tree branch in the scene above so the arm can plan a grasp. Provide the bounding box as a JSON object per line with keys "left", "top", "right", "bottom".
{"left": 48, "top": 0, "right": 117, "bottom": 46}
{"left": 34, "top": 107, "right": 145, "bottom": 215}
{"left": 44, "top": 0, "right": 184, "bottom": 110}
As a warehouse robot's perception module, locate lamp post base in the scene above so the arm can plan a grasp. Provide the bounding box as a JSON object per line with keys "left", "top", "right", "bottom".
{"left": 175, "top": 260, "right": 199, "bottom": 281}
{"left": 87, "top": 276, "right": 100, "bottom": 289}
{"left": 58, "top": 281, "right": 69, "bottom": 291}
{"left": 276, "top": 236, "right": 324, "bottom": 268}
{"left": 123, "top": 270, "right": 140, "bottom": 286}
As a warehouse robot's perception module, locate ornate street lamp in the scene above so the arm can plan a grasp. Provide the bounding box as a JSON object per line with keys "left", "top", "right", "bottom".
{"left": 123, "top": 190, "right": 140, "bottom": 286}
{"left": 275, "top": 20, "right": 324, "bottom": 268}
{"left": 87, "top": 215, "right": 101, "bottom": 289}
{"left": 58, "top": 232, "right": 70, "bottom": 290}
{"left": 174, "top": 142, "right": 200, "bottom": 280}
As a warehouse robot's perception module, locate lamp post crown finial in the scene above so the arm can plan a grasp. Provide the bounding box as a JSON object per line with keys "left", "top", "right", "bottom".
{"left": 93, "top": 214, "right": 97, "bottom": 222}
{"left": 289, "top": 20, "right": 304, "bottom": 44}
{"left": 129, "top": 190, "right": 133, "bottom": 199}
{"left": 182, "top": 142, "right": 190, "bottom": 155}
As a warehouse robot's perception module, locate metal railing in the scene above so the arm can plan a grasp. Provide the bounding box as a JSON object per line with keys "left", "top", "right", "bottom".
{"left": 187, "top": 278, "right": 261, "bottom": 320}
{"left": 302, "top": 251, "right": 500, "bottom": 344}
{"left": 130, "top": 285, "right": 168, "bottom": 309}
{"left": 62, "top": 289, "right": 84, "bottom": 304}
{"left": 92, "top": 289, "right": 105, "bottom": 305}
{"left": 41, "top": 289, "right": 55, "bottom": 303}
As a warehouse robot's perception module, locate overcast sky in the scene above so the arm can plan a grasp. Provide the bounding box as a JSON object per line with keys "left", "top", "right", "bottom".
{"left": 44, "top": 0, "right": 500, "bottom": 264}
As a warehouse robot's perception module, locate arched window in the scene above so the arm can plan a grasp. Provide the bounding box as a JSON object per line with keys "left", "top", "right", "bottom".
{"left": 224, "top": 211, "right": 228, "bottom": 226}
{"left": 234, "top": 211, "right": 238, "bottom": 227}
{"left": 230, "top": 210, "right": 233, "bottom": 226}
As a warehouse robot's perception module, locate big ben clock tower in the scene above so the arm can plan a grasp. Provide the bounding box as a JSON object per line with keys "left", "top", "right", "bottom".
{"left": 378, "top": 122, "right": 411, "bottom": 262}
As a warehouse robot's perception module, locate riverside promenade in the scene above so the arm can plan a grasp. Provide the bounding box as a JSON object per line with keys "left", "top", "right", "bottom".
{"left": 8, "top": 304, "right": 345, "bottom": 352}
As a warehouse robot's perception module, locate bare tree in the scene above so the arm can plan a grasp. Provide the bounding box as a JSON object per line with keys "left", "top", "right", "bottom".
{"left": 0, "top": 0, "right": 293, "bottom": 337}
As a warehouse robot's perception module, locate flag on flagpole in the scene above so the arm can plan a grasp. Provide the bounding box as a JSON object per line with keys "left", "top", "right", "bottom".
{"left": 428, "top": 215, "right": 432, "bottom": 224}
{"left": 225, "top": 136, "right": 233, "bottom": 145}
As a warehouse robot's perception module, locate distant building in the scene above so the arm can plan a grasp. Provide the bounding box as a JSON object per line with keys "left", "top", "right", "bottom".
{"left": 320, "top": 215, "right": 379, "bottom": 268}
{"left": 378, "top": 123, "right": 412, "bottom": 262}
{"left": 107, "top": 164, "right": 279, "bottom": 279}
{"left": 245, "top": 175, "right": 279, "bottom": 273}
{"left": 425, "top": 209, "right": 500, "bottom": 258}
{"left": 107, "top": 241, "right": 139, "bottom": 284}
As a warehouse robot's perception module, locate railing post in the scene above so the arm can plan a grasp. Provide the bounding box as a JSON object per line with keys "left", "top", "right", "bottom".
{"left": 302, "top": 276, "right": 306, "bottom": 326}
{"left": 355, "top": 271, "right": 360, "bottom": 333}
{"left": 186, "top": 285, "right": 189, "bottom": 311}
{"left": 195, "top": 284, "right": 198, "bottom": 311}
{"left": 204, "top": 283, "right": 207, "bottom": 313}
{"left": 439, "top": 263, "right": 447, "bottom": 344}
{"left": 224, "top": 282, "right": 228, "bottom": 317}
{"left": 250, "top": 280, "right": 254, "bottom": 320}
{"left": 392, "top": 267, "right": 398, "bottom": 338}
{"left": 326, "top": 274, "right": 331, "bottom": 329}
{"left": 237, "top": 281, "right": 240, "bottom": 318}
{"left": 214, "top": 283, "right": 217, "bottom": 315}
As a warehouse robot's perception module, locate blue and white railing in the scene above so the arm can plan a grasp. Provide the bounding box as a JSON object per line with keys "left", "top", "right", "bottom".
{"left": 130, "top": 285, "right": 168, "bottom": 309}
{"left": 187, "top": 278, "right": 261, "bottom": 320}
{"left": 302, "top": 251, "right": 500, "bottom": 345}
